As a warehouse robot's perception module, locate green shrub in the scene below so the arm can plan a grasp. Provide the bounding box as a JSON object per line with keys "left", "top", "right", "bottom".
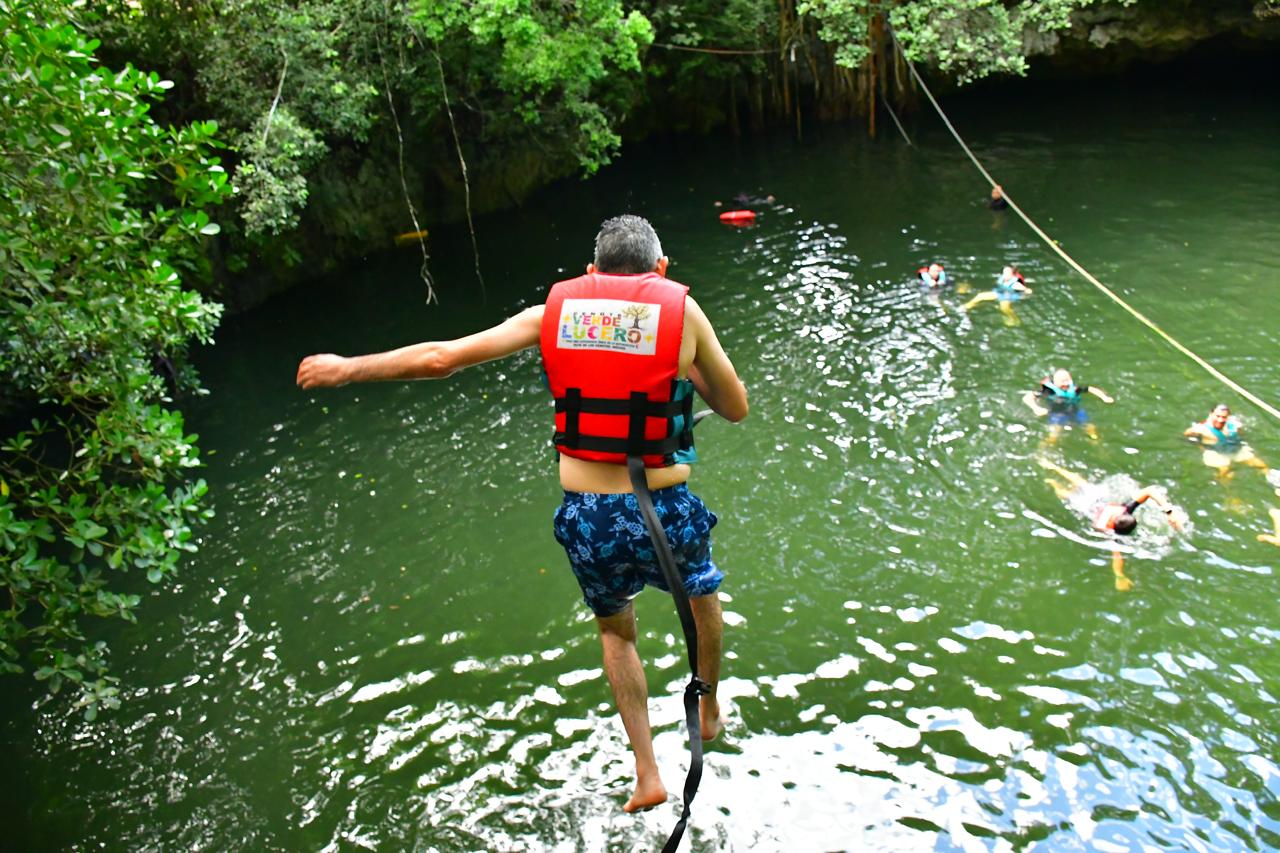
{"left": 0, "top": 0, "right": 230, "bottom": 718}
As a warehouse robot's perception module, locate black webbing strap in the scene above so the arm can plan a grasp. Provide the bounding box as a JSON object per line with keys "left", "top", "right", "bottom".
{"left": 563, "top": 388, "right": 582, "bottom": 448}
{"left": 627, "top": 391, "right": 649, "bottom": 457}
{"left": 626, "top": 455, "right": 710, "bottom": 853}
{"left": 555, "top": 387, "right": 688, "bottom": 459}
{"left": 555, "top": 395, "right": 687, "bottom": 418}
{"left": 552, "top": 432, "right": 685, "bottom": 457}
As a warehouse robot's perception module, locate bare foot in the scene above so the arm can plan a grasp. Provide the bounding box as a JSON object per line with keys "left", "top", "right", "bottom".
{"left": 1114, "top": 576, "right": 1133, "bottom": 592}
{"left": 701, "top": 705, "right": 726, "bottom": 742}
{"left": 623, "top": 775, "right": 667, "bottom": 813}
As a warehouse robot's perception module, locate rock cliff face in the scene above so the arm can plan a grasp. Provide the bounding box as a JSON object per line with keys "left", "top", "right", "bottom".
{"left": 1028, "top": 0, "right": 1280, "bottom": 72}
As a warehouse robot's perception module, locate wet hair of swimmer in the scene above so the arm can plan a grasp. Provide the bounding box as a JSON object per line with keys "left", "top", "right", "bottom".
{"left": 1113, "top": 513, "right": 1138, "bottom": 535}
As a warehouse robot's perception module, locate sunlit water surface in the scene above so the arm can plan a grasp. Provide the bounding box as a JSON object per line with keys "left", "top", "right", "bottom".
{"left": 4, "top": 76, "right": 1280, "bottom": 851}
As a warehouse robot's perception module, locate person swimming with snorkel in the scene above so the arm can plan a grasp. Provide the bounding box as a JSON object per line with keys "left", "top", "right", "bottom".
{"left": 1038, "top": 458, "right": 1184, "bottom": 591}
{"left": 962, "top": 265, "right": 1032, "bottom": 325}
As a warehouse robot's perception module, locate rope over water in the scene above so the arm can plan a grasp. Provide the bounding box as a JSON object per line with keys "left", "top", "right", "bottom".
{"left": 884, "top": 23, "right": 1280, "bottom": 424}
{"left": 650, "top": 42, "right": 778, "bottom": 56}
{"left": 881, "top": 97, "right": 912, "bottom": 146}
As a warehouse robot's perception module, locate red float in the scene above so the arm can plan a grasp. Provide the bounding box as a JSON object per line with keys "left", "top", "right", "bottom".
{"left": 718, "top": 209, "right": 756, "bottom": 225}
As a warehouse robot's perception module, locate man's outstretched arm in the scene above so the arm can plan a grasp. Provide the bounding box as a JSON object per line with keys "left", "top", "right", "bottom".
{"left": 1022, "top": 390, "right": 1049, "bottom": 416}
{"left": 1086, "top": 386, "right": 1114, "bottom": 404}
{"left": 1183, "top": 421, "right": 1215, "bottom": 443}
{"left": 1132, "top": 487, "right": 1184, "bottom": 531}
{"left": 297, "top": 305, "right": 545, "bottom": 388}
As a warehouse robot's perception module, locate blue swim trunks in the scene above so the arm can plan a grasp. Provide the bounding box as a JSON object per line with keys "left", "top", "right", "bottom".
{"left": 553, "top": 484, "right": 722, "bottom": 617}
{"left": 1048, "top": 406, "right": 1090, "bottom": 426}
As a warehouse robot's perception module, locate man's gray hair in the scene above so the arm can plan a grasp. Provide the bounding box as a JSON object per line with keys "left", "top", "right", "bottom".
{"left": 593, "top": 215, "right": 663, "bottom": 274}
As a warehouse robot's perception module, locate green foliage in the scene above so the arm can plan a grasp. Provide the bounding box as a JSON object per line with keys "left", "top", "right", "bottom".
{"left": 417, "top": 0, "right": 654, "bottom": 175}
{"left": 642, "top": 0, "right": 778, "bottom": 83}
{"left": 0, "top": 0, "right": 229, "bottom": 716}
{"left": 797, "top": 0, "right": 872, "bottom": 69}
{"left": 93, "top": 0, "right": 386, "bottom": 238}
{"left": 234, "top": 108, "right": 327, "bottom": 236}
{"left": 90, "top": 0, "right": 654, "bottom": 242}
{"left": 800, "top": 0, "right": 1099, "bottom": 84}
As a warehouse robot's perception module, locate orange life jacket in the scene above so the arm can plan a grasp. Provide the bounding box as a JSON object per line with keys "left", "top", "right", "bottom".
{"left": 539, "top": 272, "right": 695, "bottom": 468}
{"left": 1093, "top": 503, "right": 1126, "bottom": 531}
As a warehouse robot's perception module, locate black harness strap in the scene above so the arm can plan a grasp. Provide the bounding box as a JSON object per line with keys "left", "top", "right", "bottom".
{"left": 563, "top": 387, "right": 583, "bottom": 448}
{"left": 555, "top": 395, "right": 687, "bottom": 418}
{"left": 627, "top": 391, "right": 650, "bottom": 457}
{"left": 626, "top": 456, "right": 710, "bottom": 853}
{"left": 551, "top": 432, "right": 684, "bottom": 458}
{"left": 555, "top": 386, "right": 690, "bottom": 461}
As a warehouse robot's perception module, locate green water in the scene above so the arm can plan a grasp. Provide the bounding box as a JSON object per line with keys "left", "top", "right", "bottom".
{"left": 6, "top": 77, "right": 1280, "bottom": 851}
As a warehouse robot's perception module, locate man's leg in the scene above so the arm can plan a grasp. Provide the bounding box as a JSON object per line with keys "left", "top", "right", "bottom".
{"left": 689, "top": 592, "right": 724, "bottom": 741}
{"left": 1111, "top": 550, "right": 1133, "bottom": 591}
{"left": 998, "top": 300, "right": 1020, "bottom": 326}
{"left": 596, "top": 603, "right": 667, "bottom": 812}
{"left": 1258, "top": 507, "right": 1280, "bottom": 547}
{"left": 1037, "top": 456, "right": 1087, "bottom": 488}
{"left": 1239, "top": 453, "right": 1276, "bottom": 492}
{"left": 1241, "top": 455, "right": 1267, "bottom": 471}
{"left": 961, "top": 291, "right": 996, "bottom": 311}
{"left": 1044, "top": 478, "right": 1074, "bottom": 501}
{"left": 1079, "top": 410, "right": 1098, "bottom": 440}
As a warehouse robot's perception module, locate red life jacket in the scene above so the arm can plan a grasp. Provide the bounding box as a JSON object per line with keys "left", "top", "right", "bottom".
{"left": 1093, "top": 503, "right": 1125, "bottom": 531}
{"left": 539, "top": 272, "right": 694, "bottom": 468}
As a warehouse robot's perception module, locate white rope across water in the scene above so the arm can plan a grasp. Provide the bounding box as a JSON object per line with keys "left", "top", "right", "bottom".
{"left": 885, "top": 25, "right": 1280, "bottom": 423}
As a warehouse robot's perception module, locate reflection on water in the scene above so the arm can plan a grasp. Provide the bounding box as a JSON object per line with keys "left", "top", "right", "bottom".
{"left": 4, "top": 84, "right": 1280, "bottom": 851}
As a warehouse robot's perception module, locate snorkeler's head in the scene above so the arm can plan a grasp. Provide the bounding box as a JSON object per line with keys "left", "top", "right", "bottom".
{"left": 1052, "top": 369, "right": 1073, "bottom": 389}
{"left": 1112, "top": 514, "right": 1138, "bottom": 535}
{"left": 1210, "top": 404, "right": 1230, "bottom": 428}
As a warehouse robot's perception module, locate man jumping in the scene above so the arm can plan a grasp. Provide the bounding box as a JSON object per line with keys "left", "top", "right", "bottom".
{"left": 296, "top": 215, "right": 748, "bottom": 814}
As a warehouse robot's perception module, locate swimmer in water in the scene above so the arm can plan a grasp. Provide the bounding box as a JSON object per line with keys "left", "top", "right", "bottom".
{"left": 989, "top": 185, "right": 1009, "bottom": 211}
{"left": 1038, "top": 458, "right": 1184, "bottom": 591}
{"left": 715, "top": 192, "right": 776, "bottom": 209}
{"left": 962, "top": 265, "right": 1031, "bottom": 325}
{"left": 1183, "top": 404, "right": 1279, "bottom": 495}
{"left": 1022, "top": 368, "right": 1114, "bottom": 443}
{"left": 918, "top": 263, "right": 947, "bottom": 288}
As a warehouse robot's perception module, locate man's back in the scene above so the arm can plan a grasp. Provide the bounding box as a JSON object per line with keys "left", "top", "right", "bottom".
{"left": 548, "top": 275, "right": 746, "bottom": 493}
